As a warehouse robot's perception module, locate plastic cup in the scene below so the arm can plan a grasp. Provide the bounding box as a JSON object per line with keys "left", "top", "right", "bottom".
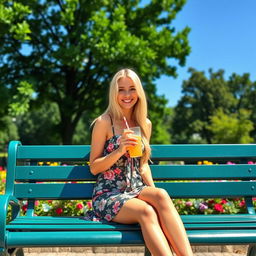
{"left": 124, "top": 126, "right": 143, "bottom": 158}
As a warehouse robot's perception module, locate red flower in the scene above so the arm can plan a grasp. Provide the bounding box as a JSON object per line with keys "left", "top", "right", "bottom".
{"left": 208, "top": 199, "right": 215, "bottom": 204}
{"left": 239, "top": 200, "right": 245, "bottom": 207}
{"left": 22, "top": 204, "right": 28, "bottom": 212}
{"left": 56, "top": 207, "right": 63, "bottom": 215}
{"left": 214, "top": 204, "right": 224, "bottom": 213}
{"left": 221, "top": 199, "right": 227, "bottom": 204}
{"left": 76, "top": 203, "right": 83, "bottom": 210}
{"left": 114, "top": 168, "right": 122, "bottom": 175}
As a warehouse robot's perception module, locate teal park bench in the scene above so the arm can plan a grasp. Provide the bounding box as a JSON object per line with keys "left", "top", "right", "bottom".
{"left": 1, "top": 140, "right": 256, "bottom": 256}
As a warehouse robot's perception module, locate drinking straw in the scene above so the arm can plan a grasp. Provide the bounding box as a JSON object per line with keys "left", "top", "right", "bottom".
{"left": 123, "top": 116, "right": 130, "bottom": 129}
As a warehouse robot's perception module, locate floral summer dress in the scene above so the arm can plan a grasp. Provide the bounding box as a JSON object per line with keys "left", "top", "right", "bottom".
{"left": 90, "top": 121, "right": 147, "bottom": 222}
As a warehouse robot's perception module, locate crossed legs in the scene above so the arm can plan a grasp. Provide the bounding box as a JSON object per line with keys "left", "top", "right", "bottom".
{"left": 112, "top": 187, "right": 193, "bottom": 256}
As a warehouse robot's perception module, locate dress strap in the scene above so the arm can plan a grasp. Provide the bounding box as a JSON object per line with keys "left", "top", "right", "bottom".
{"left": 109, "top": 115, "right": 115, "bottom": 136}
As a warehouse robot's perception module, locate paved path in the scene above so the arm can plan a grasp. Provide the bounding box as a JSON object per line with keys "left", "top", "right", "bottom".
{"left": 25, "top": 253, "right": 246, "bottom": 256}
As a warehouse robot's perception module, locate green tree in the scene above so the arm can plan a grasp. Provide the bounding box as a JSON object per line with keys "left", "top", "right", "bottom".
{"left": 172, "top": 68, "right": 235, "bottom": 143}
{"left": 227, "top": 73, "right": 256, "bottom": 141}
{"left": 1, "top": 0, "right": 190, "bottom": 144}
{"left": 207, "top": 108, "right": 253, "bottom": 144}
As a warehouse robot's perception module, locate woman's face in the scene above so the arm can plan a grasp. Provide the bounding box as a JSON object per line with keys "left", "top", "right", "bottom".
{"left": 117, "top": 77, "right": 138, "bottom": 111}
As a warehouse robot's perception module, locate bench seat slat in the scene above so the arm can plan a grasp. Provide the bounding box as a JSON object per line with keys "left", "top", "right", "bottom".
{"left": 7, "top": 222, "right": 256, "bottom": 231}
{"left": 6, "top": 230, "right": 256, "bottom": 247}
{"left": 7, "top": 231, "right": 144, "bottom": 247}
{"left": 14, "top": 181, "right": 256, "bottom": 199}
{"left": 10, "top": 214, "right": 256, "bottom": 225}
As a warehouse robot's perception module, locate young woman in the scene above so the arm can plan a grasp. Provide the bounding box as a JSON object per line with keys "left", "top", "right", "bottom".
{"left": 89, "top": 68, "right": 193, "bottom": 256}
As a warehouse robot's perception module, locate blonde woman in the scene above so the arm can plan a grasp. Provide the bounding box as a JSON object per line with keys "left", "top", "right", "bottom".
{"left": 89, "top": 68, "right": 193, "bottom": 256}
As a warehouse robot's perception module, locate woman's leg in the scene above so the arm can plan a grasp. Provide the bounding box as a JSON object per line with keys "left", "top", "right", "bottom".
{"left": 112, "top": 198, "right": 173, "bottom": 256}
{"left": 138, "top": 187, "right": 193, "bottom": 256}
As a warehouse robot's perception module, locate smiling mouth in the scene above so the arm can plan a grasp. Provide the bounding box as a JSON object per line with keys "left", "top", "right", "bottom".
{"left": 123, "top": 99, "right": 132, "bottom": 103}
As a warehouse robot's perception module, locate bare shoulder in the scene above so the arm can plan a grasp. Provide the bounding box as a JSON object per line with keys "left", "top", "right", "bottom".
{"left": 93, "top": 114, "right": 111, "bottom": 130}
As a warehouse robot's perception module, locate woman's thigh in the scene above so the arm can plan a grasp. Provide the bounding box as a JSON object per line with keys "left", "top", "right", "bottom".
{"left": 138, "top": 186, "right": 172, "bottom": 209}
{"left": 112, "top": 198, "right": 152, "bottom": 224}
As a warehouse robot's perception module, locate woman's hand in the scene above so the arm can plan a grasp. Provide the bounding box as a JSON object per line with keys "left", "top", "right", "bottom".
{"left": 118, "top": 130, "right": 137, "bottom": 155}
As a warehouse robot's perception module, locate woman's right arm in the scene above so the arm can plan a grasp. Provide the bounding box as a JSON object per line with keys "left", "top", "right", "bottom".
{"left": 89, "top": 117, "right": 136, "bottom": 175}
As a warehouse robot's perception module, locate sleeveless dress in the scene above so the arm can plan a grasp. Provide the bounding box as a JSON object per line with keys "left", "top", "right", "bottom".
{"left": 90, "top": 118, "right": 148, "bottom": 222}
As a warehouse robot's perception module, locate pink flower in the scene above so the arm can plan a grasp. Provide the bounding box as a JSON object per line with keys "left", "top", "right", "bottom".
{"left": 185, "top": 201, "right": 193, "bottom": 207}
{"left": 87, "top": 201, "right": 92, "bottom": 209}
{"left": 104, "top": 170, "right": 115, "bottom": 180}
{"left": 105, "top": 214, "right": 112, "bottom": 221}
{"left": 113, "top": 201, "right": 120, "bottom": 214}
{"left": 76, "top": 203, "right": 83, "bottom": 210}
{"left": 214, "top": 204, "right": 224, "bottom": 213}
{"left": 56, "top": 208, "right": 63, "bottom": 215}
{"left": 239, "top": 200, "right": 245, "bottom": 207}
{"left": 248, "top": 161, "right": 254, "bottom": 165}
{"left": 107, "top": 143, "right": 114, "bottom": 152}
{"left": 35, "top": 200, "right": 39, "bottom": 206}
{"left": 114, "top": 168, "right": 122, "bottom": 175}
{"left": 227, "top": 161, "right": 235, "bottom": 165}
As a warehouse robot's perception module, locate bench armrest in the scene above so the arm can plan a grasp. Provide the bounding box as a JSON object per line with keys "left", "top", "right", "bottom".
{"left": 0, "top": 194, "right": 20, "bottom": 250}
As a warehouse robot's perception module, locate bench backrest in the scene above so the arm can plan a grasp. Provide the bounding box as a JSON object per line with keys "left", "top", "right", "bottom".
{"left": 6, "top": 141, "right": 256, "bottom": 215}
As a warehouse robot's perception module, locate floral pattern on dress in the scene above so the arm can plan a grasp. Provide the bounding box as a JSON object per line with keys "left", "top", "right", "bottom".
{"left": 91, "top": 135, "right": 147, "bottom": 221}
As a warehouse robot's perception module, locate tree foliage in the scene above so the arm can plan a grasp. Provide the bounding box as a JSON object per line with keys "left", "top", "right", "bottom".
{"left": 172, "top": 68, "right": 255, "bottom": 144}
{"left": 1, "top": 0, "right": 190, "bottom": 144}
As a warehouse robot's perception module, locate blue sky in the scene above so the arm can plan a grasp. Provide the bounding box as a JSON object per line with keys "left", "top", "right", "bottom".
{"left": 156, "top": 0, "right": 256, "bottom": 107}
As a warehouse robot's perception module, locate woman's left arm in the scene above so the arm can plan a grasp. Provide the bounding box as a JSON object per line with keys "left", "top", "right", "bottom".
{"left": 141, "top": 163, "right": 155, "bottom": 187}
{"left": 141, "top": 118, "right": 155, "bottom": 187}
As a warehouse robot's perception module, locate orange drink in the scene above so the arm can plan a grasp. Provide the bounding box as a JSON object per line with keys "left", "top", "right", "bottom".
{"left": 124, "top": 127, "right": 143, "bottom": 158}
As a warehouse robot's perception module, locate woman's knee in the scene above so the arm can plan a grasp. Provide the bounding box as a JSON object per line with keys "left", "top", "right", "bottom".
{"left": 154, "top": 188, "right": 174, "bottom": 208}
{"left": 139, "top": 204, "right": 158, "bottom": 224}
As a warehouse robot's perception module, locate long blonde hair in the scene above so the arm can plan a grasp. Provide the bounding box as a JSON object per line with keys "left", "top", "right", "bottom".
{"left": 104, "top": 68, "right": 151, "bottom": 165}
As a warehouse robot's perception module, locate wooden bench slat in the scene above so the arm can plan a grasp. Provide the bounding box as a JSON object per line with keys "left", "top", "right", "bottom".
{"left": 17, "top": 145, "right": 91, "bottom": 160}
{"left": 151, "top": 144, "right": 256, "bottom": 161}
{"left": 7, "top": 231, "right": 144, "bottom": 247}
{"left": 9, "top": 215, "right": 256, "bottom": 226}
{"left": 151, "top": 164, "right": 256, "bottom": 180}
{"left": 14, "top": 183, "right": 94, "bottom": 199}
{"left": 7, "top": 222, "right": 256, "bottom": 231}
{"left": 15, "top": 166, "right": 94, "bottom": 181}
{"left": 15, "top": 164, "right": 256, "bottom": 181}
{"left": 16, "top": 144, "right": 256, "bottom": 161}
{"left": 156, "top": 181, "right": 256, "bottom": 198}
{"left": 14, "top": 181, "right": 256, "bottom": 199}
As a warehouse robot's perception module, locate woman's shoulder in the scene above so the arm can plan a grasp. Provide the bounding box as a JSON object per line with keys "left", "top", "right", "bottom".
{"left": 93, "top": 114, "right": 111, "bottom": 129}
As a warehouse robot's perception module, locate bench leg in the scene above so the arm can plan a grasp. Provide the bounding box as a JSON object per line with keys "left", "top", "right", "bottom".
{"left": 247, "top": 244, "right": 256, "bottom": 256}
{"left": 1, "top": 248, "right": 24, "bottom": 256}
{"left": 145, "top": 246, "right": 151, "bottom": 256}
